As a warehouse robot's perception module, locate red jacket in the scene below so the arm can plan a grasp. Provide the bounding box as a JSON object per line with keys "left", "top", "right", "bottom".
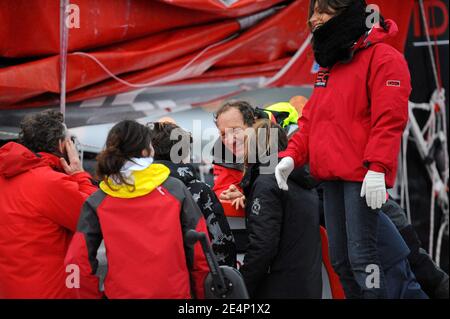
{"left": 212, "top": 164, "right": 245, "bottom": 217}
{"left": 65, "top": 163, "right": 210, "bottom": 299}
{"left": 280, "top": 20, "right": 411, "bottom": 188}
{"left": 0, "top": 142, "right": 96, "bottom": 298}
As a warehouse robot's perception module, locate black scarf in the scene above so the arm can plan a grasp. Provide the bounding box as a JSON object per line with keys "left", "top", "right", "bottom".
{"left": 312, "top": 0, "right": 370, "bottom": 68}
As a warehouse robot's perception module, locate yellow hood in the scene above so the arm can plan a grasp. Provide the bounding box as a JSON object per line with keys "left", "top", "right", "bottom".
{"left": 100, "top": 163, "right": 170, "bottom": 198}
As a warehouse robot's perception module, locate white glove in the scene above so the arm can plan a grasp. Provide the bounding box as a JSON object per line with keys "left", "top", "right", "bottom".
{"left": 275, "top": 157, "right": 295, "bottom": 191}
{"left": 360, "top": 170, "right": 387, "bottom": 210}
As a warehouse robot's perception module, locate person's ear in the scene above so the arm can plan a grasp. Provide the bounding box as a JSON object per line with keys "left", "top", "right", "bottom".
{"left": 58, "top": 139, "right": 65, "bottom": 154}
{"left": 149, "top": 145, "right": 155, "bottom": 158}
{"left": 141, "top": 146, "right": 154, "bottom": 158}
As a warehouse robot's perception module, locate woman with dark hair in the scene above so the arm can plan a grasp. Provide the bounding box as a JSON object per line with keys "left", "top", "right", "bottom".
{"left": 65, "top": 120, "right": 209, "bottom": 299}
{"left": 240, "top": 119, "right": 323, "bottom": 298}
{"left": 275, "top": 0, "right": 412, "bottom": 298}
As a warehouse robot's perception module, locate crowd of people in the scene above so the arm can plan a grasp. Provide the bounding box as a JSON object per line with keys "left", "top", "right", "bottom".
{"left": 0, "top": 0, "right": 448, "bottom": 299}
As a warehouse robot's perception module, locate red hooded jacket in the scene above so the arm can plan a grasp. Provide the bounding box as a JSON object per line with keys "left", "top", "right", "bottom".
{"left": 64, "top": 163, "right": 210, "bottom": 299}
{"left": 280, "top": 20, "right": 411, "bottom": 188}
{"left": 0, "top": 142, "right": 96, "bottom": 298}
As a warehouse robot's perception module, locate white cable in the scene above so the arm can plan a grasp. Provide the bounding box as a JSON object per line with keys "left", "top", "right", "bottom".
{"left": 406, "top": 0, "right": 448, "bottom": 265}
{"left": 71, "top": 35, "right": 238, "bottom": 89}
{"left": 402, "top": 127, "right": 412, "bottom": 223}
{"left": 262, "top": 33, "right": 313, "bottom": 87}
{"left": 436, "top": 90, "right": 449, "bottom": 195}
{"left": 435, "top": 91, "right": 449, "bottom": 267}
{"left": 408, "top": 93, "right": 449, "bottom": 265}
{"left": 429, "top": 185, "right": 435, "bottom": 259}
{"left": 420, "top": 100, "right": 434, "bottom": 134}
{"left": 399, "top": 138, "right": 406, "bottom": 209}
{"left": 435, "top": 219, "right": 448, "bottom": 267}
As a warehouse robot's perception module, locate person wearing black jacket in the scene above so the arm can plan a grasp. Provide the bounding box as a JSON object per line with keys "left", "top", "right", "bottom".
{"left": 239, "top": 119, "right": 322, "bottom": 298}
{"left": 148, "top": 121, "right": 237, "bottom": 267}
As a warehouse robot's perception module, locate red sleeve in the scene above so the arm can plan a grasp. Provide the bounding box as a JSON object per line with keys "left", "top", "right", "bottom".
{"left": 212, "top": 164, "right": 243, "bottom": 197}
{"left": 279, "top": 99, "right": 312, "bottom": 167}
{"left": 212, "top": 165, "right": 245, "bottom": 217}
{"left": 69, "top": 171, "right": 98, "bottom": 197}
{"left": 364, "top": 45, "right": 411, "bottom": 177}
{"left": 64, "top": 191, "right": 105, "bottom": 299}
{"left": 65, "top": 233, "right": 103, "bottom": 299}
{"left": 38, "top": 171, "right": 97, "bottom": 232}
{"left": 191, "top": 217, "right": 210, "bottom": 299}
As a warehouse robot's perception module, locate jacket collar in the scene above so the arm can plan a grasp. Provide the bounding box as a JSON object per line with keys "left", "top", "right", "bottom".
{"left": 100, "top": 162, "right": 170, "bottom": 199}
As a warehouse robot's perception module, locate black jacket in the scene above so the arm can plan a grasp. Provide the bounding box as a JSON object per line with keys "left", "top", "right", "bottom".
{"left": 156, "top": 160, "right": 237, "bottom": 267}
{"left": 240, "top": 164, "right": 322, "bottom": 298}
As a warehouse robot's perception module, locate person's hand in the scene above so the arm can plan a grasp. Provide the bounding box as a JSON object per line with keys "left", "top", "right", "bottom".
{"left": 220, "top": 184, "right": 244, "bottom": 201}
{"left": 231, "top": 195, "right": 246, "bottom": 210}
{"left": 60, "top": 139, "right": 84, "bottom": 175}
{"left": 275, "top": 157, "right": 295, "bottom": 191}
{"left": 360, "top": 170, "right": 387, "bottom": 210}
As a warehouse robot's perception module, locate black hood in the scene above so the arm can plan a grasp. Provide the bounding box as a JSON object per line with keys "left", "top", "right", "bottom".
{"left": 154, "top": 160, "right": 198, "bottom": 185}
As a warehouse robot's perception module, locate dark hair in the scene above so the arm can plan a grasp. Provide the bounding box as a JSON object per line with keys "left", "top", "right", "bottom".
{"left": 308, "top": 0, "right": 387, "bottom": 30}
{"left": 19, "top": 109, "right": 66, "bottom": 154}
{"left": 148, "top": 122, "right": 192, "bottom": 162}
{"left": 214, "top": 101, "right": 256, "bottom": 128}
{"left": 96, "top": 120, "right": 153, "bottom": 188}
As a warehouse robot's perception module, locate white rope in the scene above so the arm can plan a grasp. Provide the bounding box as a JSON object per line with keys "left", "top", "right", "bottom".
{"left": 401, "top": 127, "right": 412, "bottom": 224}
{"left": 262, "top": 33, "right": 313, "bottom": 87}
{"left": 406, "top": 95, "right": 449, "bottom": 265}
{"left": 407, "top": 95, "right": 449, "bottom": 265}
{"left": 436, "top": 217, "right": 448, "bottom": 266}
{"left": 429, "top": 184, "right": 436, "bottom": 259}
{"left": 71, "top": 35, "right": 237, "bottom": 89}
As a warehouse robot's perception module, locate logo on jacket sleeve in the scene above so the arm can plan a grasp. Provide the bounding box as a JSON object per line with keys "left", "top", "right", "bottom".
{"left": 386, "top": 80, "right": 401, "bottom": 87}
{"left": 251, "top": 198, "right": 261, "bottom": 216}
{"left": 315, "top": 70, "right": 330, "bottom": 88}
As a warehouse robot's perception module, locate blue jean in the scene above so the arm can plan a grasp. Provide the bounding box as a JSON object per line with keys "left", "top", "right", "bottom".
{"left": 322, "top": 181, "right": 387, "bottom": 299}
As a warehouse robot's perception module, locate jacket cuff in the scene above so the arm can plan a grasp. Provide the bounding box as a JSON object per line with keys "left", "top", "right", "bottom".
{"left": 368, "top": 163, "right": 386, "bottom": 174}
{"left": 278, "top": 150, "right": 299, "bottom": 167}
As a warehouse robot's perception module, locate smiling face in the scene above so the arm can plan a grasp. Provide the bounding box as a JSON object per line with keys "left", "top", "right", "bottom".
{"left": 216, "top": 107, "right": 249, "bottom": 157}
{"left": 309, "top": 1, "right": 338, "bottom": 32}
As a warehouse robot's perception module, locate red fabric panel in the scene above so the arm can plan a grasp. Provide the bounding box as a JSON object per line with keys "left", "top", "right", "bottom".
{"left": 157, "top": 0, "right": 286, "bottom": 16}
{"left": 0, "top": 0, "right": 414, "bottom": 109}
{"left": 97, "top": 192, "right": 192, "bottom": 298}
{"left": 0, "top": 0, "right": 222, "bottom": 57}
{"left": 64, "top": 232, "right": 103, "bottom": 299}
{"left": 0, "top": 21, "right": 239, "bottom": 106}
